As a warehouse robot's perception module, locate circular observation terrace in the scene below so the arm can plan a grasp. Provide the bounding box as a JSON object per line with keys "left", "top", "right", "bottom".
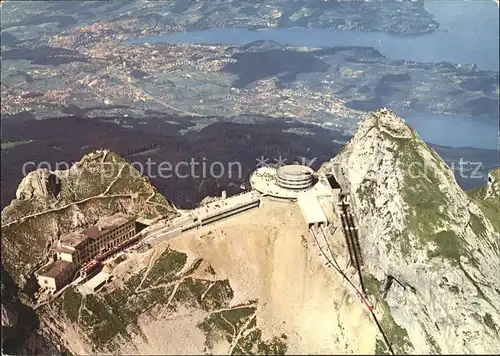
{"left": 276, "top": 165, "right": 314, "bottom": 190}
{"left": 250, "top": 165, "right": 319, "bottom": 200}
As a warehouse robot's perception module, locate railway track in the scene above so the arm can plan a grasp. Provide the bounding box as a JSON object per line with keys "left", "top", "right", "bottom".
{"left": 339, "top": 201, "right": 366, "bottom": 295}
{"left": 311, "top": 226, "right": 367, "bottom": 303}
{"left": 311, "top": 224, "right": 395, "bottom": 355}
{"left": 339, "top": 212, "right": 356, "bottom": 269}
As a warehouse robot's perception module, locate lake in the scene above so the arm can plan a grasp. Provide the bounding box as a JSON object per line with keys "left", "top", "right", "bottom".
{"left": 128, "top": 1, "right": 499, "bottom": 70}
{"left": 402, "top": 112, "right": 498, "bottom": 150}
{"left": 126, "top": 1, "right": 499, "bottom": 149}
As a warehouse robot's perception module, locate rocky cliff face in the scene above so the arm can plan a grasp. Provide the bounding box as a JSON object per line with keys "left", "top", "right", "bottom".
{"left": 486, "top": 169, "right": 500, "bottom": 199}
{"left": 1, "top": 264, "right": 59, "bottom": 356}
{"left": 327, "top": 108, "right": 500, "bottom": 354}
{"left": 1, "top": 277, "right": 19, "bottom": 338}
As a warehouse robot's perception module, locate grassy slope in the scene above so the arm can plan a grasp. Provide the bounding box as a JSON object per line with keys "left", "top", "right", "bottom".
{"left": 387, "top": 137, "right": 498, "bottom": 351}
{"left": 396, "top": 137, "right": 466, "bottom": 264}
{"left": 467, "top": 168, "right": 500, "bottom": 234}
{"left": 386, "top": 130, "right": 498, "bottom": 266}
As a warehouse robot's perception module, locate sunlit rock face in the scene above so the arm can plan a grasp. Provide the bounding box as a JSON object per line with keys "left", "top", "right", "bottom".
{"left": 325, "top": 108, "right": 500, "bottom": 354}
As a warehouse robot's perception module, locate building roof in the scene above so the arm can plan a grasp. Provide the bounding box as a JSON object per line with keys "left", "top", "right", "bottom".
{"left": 54, "top": 245, "right": 74, "bottom": 254}
{"left": 297, "top": 194, "right": 328, "bottom": 225}
{"left": 59, "top": 213, "right": 133, "bottom": 245}
{"left": 83, "top": 226, "right": 102, "bottom": 240}
{"left": 81, "top": 271, "right": 112, "bottom": 290}
{"left": 37, "top": 260, "right": 73, "bottom": 278}
{"left": 84, "top": 213, "right": 132, "bottom": 240}
{"left": 97, "top": 213, "right": 131, "bottom": 229}
{"left": 251, "top": 166, "right": 321, "bottom": 200}
{"left": 277, "top": 164, "right": 314, "bottom": 179}
{"left": 60, "top": 231, "right": 87, "bottom": 248}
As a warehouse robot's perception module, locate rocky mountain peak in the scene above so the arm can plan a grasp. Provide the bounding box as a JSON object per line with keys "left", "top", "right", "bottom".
{"left": 354, "top": 107, "right": 414, "bottom": 139}
{"left": 13, "top": 149, "right": 112, "bottom": 204}
{"left": 2, "top": 150, "right": 177, "bottom": 289}
{"left": 327, "top": 108, "right": 500, "bottom": 354}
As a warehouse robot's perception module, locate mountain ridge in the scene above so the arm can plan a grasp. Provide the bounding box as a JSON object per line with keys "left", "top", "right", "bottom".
{"left": 1, "top": 109, "right": 499, "bottom": 354}
{"left": 1, "top": 149, "right": 177, "bottom": 289}
{"left": 325, "top": 108, "right": 500, "bottom": 354}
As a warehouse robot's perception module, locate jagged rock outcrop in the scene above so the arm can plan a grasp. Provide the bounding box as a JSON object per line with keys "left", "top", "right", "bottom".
{"left": 486, "top": 169, "right": 500, "bottom": 198}
{"left": 1, "top": 266, "right": 56, "bottom": 355}
{"left": 1, "top": 281, "right": 19, "bottom": 331}
{"left": 15, "top": 169, "right": 60, "bottom": 201}
{"left": 326, "top": 108, "right": 500, "bottom": 354}
{"left": 1, "top": 302, "right": 18, "bottom": 330}
{"left": 1, "top": 277, "right": 20, "bottom": 350}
